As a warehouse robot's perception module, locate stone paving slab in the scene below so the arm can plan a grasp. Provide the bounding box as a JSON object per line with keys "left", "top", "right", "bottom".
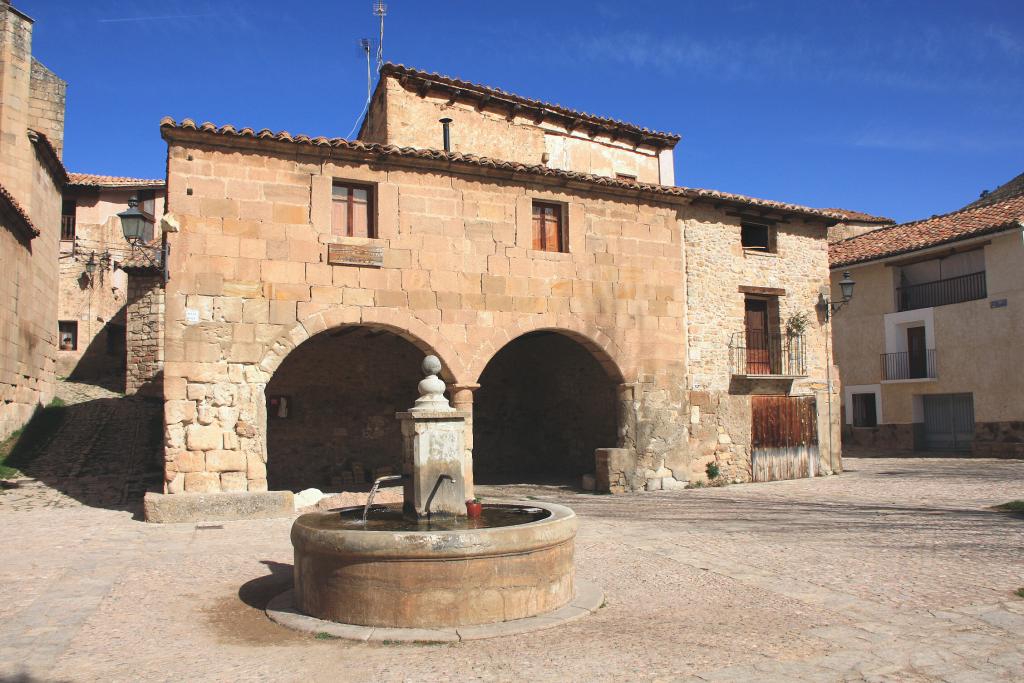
{"left": 1, "top": 452, "right": 1022, "bottom": 681}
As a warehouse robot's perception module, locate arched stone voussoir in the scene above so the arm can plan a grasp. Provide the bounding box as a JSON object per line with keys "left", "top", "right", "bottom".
{"left": 465, "top": 316, "right": 630, "bottom": 385}
{"left": 258, "top": 308, "right": 469, "bottom": 384}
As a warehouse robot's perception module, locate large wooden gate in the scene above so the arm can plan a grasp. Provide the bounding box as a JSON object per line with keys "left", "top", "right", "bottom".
{"left": 751, "top": 395, "right": 819, "bottom": 482}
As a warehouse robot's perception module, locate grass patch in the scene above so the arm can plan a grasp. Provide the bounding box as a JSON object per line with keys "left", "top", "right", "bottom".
{"left": 314, "top": 631, "right": 338, "bottom": 640}
{"left": 1015, "top": 587, "right": 1024, "bottom": 599}
{"left": 0, "top": 398, "right": 67, "bottom": 479}
{"left": 994, "top": 500, "right": 1024, "bottom": 513}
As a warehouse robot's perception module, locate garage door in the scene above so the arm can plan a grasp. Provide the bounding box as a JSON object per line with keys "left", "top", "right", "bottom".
{"left": 922, "top": 393, "right": 974, "bottom": 451}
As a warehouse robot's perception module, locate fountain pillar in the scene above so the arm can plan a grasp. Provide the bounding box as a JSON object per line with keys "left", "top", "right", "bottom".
{"left": 451, "top": 382, "right": 479, "bottom": 500}
{"left": 396, "top": 356, "right": 470, "bottom": 519}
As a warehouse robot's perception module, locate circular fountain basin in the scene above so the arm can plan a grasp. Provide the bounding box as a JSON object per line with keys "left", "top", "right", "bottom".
{"left": 291, "top": 502, "right": 577, "bottom": 628}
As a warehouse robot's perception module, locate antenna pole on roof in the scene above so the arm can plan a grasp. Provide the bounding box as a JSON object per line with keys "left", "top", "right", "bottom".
{"left": 360, "top": 38, "right": 371, "bottom": 102}
{"left": 373, "top": 1, "right": 387, "bottom": 72}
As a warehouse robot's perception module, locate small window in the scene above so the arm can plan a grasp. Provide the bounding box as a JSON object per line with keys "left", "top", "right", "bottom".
{"left": 532, "top": 200, "right": 565, "bottom": 252}
{"left": 615, "top": 172, "right": 637, "bottom": 182}
{"left": 58, "top": 321, "right": 78, "bottom": 351}
{"left": 852, "top": 393, "right": 878, "bottom": 428}
{"left": 61, "top": 199, "right": 76, "bottom": 241}
{"left": 741, "top": 222, "right": 774, "bottom": 252}
{"left": 332, "top": 182, "right": 375, "bottom": 238}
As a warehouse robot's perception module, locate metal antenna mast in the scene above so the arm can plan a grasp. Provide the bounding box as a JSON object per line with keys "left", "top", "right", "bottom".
{"left": 359, "top": 38, "right": 371, "bottom": 102}
{"left": 373, "top": 1, "right": 387, "bottom": 72}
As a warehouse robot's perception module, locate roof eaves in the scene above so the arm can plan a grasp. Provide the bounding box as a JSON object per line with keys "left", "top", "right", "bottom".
{"left": 0, "top": 182, "right": 40, "bottom": 241}
{"left": 160, "top": 117, "right": 845, "bottom": 223}
{"left": 830, "top": 220, "right": 1022, "bottom": 268}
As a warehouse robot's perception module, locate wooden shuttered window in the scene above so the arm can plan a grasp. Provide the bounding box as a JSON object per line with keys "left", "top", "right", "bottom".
{"left": 332, "top": 182, "right": 374, "bottom": 238}
{"left": 531, "top": 200, "right": 565, "bottom": 252}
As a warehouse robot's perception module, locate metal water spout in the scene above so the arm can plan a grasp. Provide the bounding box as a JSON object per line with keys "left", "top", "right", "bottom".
{"left": 362, "top": 474, "right": 403, "bottom": 523}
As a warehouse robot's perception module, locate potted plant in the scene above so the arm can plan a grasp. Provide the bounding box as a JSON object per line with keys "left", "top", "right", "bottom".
{"left": 466, "top": 497, "right": 483, "bottom": 519}
{"left": 784, "top": 312, "right": 810, "bottom": 374}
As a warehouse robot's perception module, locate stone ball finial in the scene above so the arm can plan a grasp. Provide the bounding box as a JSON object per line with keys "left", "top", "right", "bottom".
{"left": 422, "top": 355, "right": 442, "bottom": 377}
{"left": 412, "top": 355, "right": 453, "bottom": 412}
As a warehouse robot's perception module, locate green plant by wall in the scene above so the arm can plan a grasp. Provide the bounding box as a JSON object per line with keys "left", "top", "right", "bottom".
{"left": 705, "top": 461, "right": 721, "bottom": 481}
{"left": 785, "top": 311, "right": 811, "bottom": 336}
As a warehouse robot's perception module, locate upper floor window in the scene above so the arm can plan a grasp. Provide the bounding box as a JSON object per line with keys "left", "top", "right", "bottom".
{"left": 532, "top": 200, "right": 565, "bottom": 252}
{"left": 332, "top": 182, "right": 375, "bottom": 238}
{"left": 615, "top": 172, "right": 637, "bottom": 182}
{"left": 61, "top": 199, "right": 76, "bottom": 241}
{"left": 741, "top": 221, "right": 775, "bottom": 253}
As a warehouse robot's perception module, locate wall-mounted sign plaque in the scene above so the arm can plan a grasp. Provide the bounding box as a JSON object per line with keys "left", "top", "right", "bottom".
{"left": 327, "top": 243, "right": 384, "bottom": 268}
{"left": 990, "top": 298, "right": 1008, "bottom": 308}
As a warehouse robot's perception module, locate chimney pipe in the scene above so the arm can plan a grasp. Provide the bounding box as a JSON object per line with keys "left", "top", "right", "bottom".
{"left": 439, "top": 118, "right": 453, "bottom": 153}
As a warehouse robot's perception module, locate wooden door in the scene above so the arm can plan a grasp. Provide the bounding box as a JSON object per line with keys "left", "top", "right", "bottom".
{"left": 751, "top": 395, "right": 819, "bottom": 481}
{"left": 745, "top": 299, "right": 770, "bottom": 374}
{"left": 907, "top": 326, "right": 927, "bottom": 378}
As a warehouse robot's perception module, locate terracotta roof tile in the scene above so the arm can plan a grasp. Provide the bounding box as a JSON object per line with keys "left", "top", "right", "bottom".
{"left": 378, "top": 63, "right": 681, "bottom": 147}
{"left": 0, "top": 181, "right": 40, "bottom": 240}
{"left": 161, "top": 117, "right": 847, "bottom": 223}
{"left": 819, "top": 208, "right": 895, "bottom": 225}
{"left": 829, "top": 193, "right": 1024, "bottom": 268}
{"left": 68, "top": 172, "right": 165, "bottom": 189}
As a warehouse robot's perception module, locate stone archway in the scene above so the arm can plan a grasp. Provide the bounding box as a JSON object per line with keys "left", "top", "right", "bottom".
{"left": 263, "top": 324, "right": 448, "bottom": 492}
{"left": 472, "top": 329, "right": 622, "bottom": 485}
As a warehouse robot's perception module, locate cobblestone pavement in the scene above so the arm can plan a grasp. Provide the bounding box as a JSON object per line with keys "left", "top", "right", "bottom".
{"left": 0, "top": 382, "right": 163, "bottom": 512}
{"left": 1, "top": 447, "right": 1022, "bottom": 681}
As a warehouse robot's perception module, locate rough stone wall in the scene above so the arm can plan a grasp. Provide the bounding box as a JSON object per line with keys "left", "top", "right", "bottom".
{"left": 159, "top": 137, "right": 688, "bottom": 494}
{"left": 125, "top": 273, "right": 164, "bottom": 397}
{"left": 57, "top": 189, "right": 166, "bottom": 379}
{"left": 973, "top": 422, "right": 1024, "bottom": 459}
{"left": 0, "top": 3, "right": 61, "bottom": 440}
{"left": 828, "top": 220, "right": 887, "bottom": 244}
{"left": 374, "top": 76, "right": 666, "bottom": 183}
{"left": 28, "top": 57, "right": 64, "bottom": 155}
{"left": 263, "top": 330, "right": 422, "bottom": 491}
{"left": 683, "top": 205, "right": 840, "bottom": 480}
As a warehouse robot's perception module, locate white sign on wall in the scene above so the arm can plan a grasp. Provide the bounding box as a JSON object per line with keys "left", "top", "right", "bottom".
{"left": 185, "top": 308, "right": 200, "bottom": 324}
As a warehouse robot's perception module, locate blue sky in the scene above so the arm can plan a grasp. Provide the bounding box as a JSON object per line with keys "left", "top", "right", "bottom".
{"left": 22, "top": 0, "right": 1024, "bottom": 223}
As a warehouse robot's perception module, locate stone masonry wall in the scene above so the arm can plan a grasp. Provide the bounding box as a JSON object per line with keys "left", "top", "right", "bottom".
{"left": 125, "top": 273, "right": 164, "bottom": 397}
{"left": 28, "top": 57, "right": 65, "bottom": 155}
{"left": 683, "top": 204, "right": 841, "bottom": 481}
{"left": 0, "top": 3, "right": 61, "bottom": 440}
{"left": 57, "top": 189, "right": 166, "bottom": 379}
{"left": 159, "top": 135, "right": 690, "bottom": 494}
{"left": 378, "top": 76, "right": 665, "bottom": 183}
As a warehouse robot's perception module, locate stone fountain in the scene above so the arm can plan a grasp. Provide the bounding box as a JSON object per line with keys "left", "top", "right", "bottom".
{"left": 279, "top": 356, "right": 593, "bottom": 635}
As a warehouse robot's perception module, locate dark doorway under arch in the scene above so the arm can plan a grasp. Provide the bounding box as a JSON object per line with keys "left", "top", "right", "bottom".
{"left": 473, "top": 331, "right": 618, "bottom": 485}
{"left": 265, "top": 326, "right": 426, "bottom": 491}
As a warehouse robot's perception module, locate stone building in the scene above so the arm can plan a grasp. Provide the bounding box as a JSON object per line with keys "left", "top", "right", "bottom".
{"left": 0, "top": 0, "right": 66, "bottom": 440}
{"left": 57, "top": 173, "right": 165, "bottom": 387}
{"left": 150, "top": 64, "right": 856, "bottom": 501}
{"left": 831, "top": 171, "right": 1024, "bottom": 457}
{"left": 822, "top": 208, "right": 893, "bottom": 243}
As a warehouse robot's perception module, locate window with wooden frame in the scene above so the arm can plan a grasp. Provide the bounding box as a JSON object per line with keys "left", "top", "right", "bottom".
{"left": 741, "top": 221, "right": 776, "bottom": 253}
{"left": 58, "top": 321, "right": 78, "bottom": 351}
{"left": 61, "top": 199, "right": 76, "bottom": 241}
{"left": 332, "top": 182, "right": 375, "bottom": 238}
{"left": 531, "top": 200, "right": 566, "bottom": 252}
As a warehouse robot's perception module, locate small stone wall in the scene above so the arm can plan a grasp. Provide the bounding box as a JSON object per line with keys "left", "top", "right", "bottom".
{"left": 842, "top": 423, "right": 916, "bottom": 451}
{"left": 125, "top": 273, "right": 164, "bottom": 396}
{"left": 973, "top": 422, "right": 1024, "bottom": 458}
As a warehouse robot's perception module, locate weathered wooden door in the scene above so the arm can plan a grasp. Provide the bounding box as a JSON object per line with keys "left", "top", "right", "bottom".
{"left": 745, "top": 299, "right": 771, "bottom": 374}
{"left": 751, "top": 395, "right": 819, "bottom": 482}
